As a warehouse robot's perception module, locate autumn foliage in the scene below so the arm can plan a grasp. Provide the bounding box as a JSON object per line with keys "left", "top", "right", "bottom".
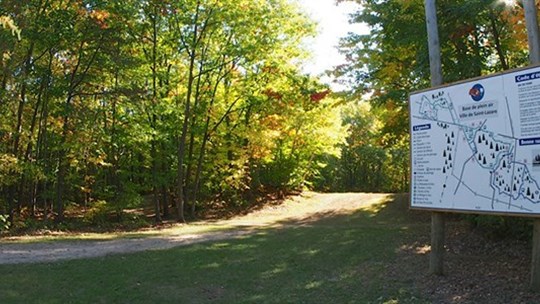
{"left": 0, "top": 0, "right": 347, "bottom": 230}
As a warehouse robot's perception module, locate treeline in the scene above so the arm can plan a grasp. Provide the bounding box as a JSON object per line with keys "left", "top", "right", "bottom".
{"left": 0, "top": 0, "right": 347, "bottom": 228}
{"left": 3, "top": 0, "right": 531, "bottom": 231}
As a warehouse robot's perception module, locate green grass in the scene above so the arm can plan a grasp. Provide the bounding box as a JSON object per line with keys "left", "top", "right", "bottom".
{"left": 0, "top": 194, "right": 430, "bottom": 304}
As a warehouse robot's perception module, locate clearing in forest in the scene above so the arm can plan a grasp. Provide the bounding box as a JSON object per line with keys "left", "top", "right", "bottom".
{"left": 0, "top": 192, "right": 537, "bottom": 303}
{"left": 0, "top": 192, "right": 387, "bottom": 264}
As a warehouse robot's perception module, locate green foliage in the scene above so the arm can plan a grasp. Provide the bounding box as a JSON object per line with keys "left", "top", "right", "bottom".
{"left": 0, "top": 15, "right": 20, "bottom": 39}
{"left": 467, "top": 214, "right": 533, "bottom": 240}
{"left": 0, "top": 154, "right": 21, "bottom": 187}
{"left": 13, "top": 217, "right": 43, "bottom": 232}
{"left": 317, "top": 101, "right": 408, "bottom": 193}
{"left": 337, "top": 0, "right": 527, "bottom": 98}
{"left": 0, "top": 0, "right": 345, "bottom": 226}
{"left": 0, "top": 214, "right": 9, "bottom": 231}
{"left": 83, "top": 200, "right": 148, "bottom": 230}
{"left": 84, "top": 200, "right": 111, "bottom": 226}
{"left": 248, "top": 76, "right": 346, "bottom": 193}
{"left": 1, "top": 0, "right": 534, "bottom": 232}
{"left": 334, "top": 0, "right": 531, "bottom": 196}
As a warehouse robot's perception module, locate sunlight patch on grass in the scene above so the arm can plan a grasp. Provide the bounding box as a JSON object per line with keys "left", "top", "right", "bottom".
{"left": 201, "top": 262, "right": 221, "bottom": 269}
{"left": 339, "top": 240, "right": 355, "bottom": 246}
{"left": 230, "top": 243, "right": 258, "bottom": 251}
{"left": 0, "top": 193, "right": 432, "bottom": 303}
{"left": 301, "top": 248, "right": 320, "bottom": 256}
{"left": 2, "top": 193, "right": 398, "bottom": 245}
{"left": 260, "top": 263, "right": 287, "bottom": 279}
{"left": 209, "top": 242, "right": 230, "bottom": 249}
{"left": 305, "top": 280, "right": 323, "bottom": 289}
{"left": 397, "top": 243, "right": 431, "bottom": 255}
{"left": 246, "top": 294, "right": 266, "bottom": 302}
{"left": 358, "top": 196, "right": 394, "bottom": 216}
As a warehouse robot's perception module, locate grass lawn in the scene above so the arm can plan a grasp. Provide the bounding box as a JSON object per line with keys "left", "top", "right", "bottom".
{"left": 0, "top": 194, "right": 431, "bottom": 303}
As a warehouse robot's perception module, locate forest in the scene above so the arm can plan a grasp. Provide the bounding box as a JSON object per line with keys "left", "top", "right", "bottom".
{"left": 0, "top": 0, "right": 533, "bottom": 231}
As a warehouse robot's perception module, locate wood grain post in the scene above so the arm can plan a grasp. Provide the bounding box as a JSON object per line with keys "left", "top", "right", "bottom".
{"left": 430, "top": 212, "right": 445, "bottom": 275}
{"left": 424, "top": 0, "right": 443, "bottom": 87}
{"left": 523, "top": 0, "right": 540, "bottom": 291}
{"left": 532, "top": 220, "right": 540, "bottom": 290}
{"left": 424, "top": 0, "right": 445, "bottom": 276}
{"left": 524, "top": 0, "right": 540, "bottom": 65}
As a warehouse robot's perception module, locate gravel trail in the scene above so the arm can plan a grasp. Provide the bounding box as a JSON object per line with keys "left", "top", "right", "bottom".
{"left": 0, "top": 192, "right": 387, "bottom": 264}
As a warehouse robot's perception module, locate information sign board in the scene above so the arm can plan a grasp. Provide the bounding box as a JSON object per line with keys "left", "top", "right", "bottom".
{"left": 410, "top": 66, "right": 540, "bottom": 216}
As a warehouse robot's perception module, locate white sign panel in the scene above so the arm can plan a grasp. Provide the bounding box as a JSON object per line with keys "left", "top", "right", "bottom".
{"left": 410, "top": 66, "right": 540, "bottom": 216}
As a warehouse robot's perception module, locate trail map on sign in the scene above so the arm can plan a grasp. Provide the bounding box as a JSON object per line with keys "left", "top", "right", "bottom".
{"left": 410, "top": 67, "right": 540, "bottom": 215}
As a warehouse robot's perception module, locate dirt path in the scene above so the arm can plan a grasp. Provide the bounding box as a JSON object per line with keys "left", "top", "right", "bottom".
{"left": 0, "top": 192, "right": 388, "bottom": 265}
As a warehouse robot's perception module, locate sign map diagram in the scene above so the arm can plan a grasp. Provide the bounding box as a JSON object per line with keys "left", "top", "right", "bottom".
{"left": 410, "top": 67, "right": 540, "bottom": 215}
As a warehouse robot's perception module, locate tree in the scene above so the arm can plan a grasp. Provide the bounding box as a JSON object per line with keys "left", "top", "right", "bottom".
{"left": 0, "top": 0, "right": 351, "bottom": 230}
{"left": 334, "top": 0, "right": 530, "bottom": 192}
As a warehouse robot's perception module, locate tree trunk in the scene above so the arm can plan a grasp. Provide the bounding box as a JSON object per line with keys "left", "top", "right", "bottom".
{"left": 35, "top": 51, "right": 53, "bottom": 222}
{"left": 55, "top": 103, "right": 71, "bottom": 223}
{"left": 55, "top": 36, "right": 103, "bottom": 223}
{"left": 149, "top": 3, "right": 162, "bottom": 223}
{"left": 174, "top": 0, "right": 204, "bottom": 223}
{"left": 151, "top": 141, "right": 161, "bottom": 223}
{"left": 489, "top": 9, "right": 509, "bottom": 70}
{"left": 185, "top": 54, "right": 207, "bottom": 215}
{"left": 161, "top": 186, "right": 170, "bottom": 218}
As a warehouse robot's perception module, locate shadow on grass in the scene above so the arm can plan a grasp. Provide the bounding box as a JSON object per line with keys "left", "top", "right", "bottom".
{"left": 0, "top": 194, "right": 536, "bottom": 303}
{"left": 0, "top": 194, "right": 429, "bottom": 303}
{"left": 0, "top": 194, "right": 405, "bottom": 262}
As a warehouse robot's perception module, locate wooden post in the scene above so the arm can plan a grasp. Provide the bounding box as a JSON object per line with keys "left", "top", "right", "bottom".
{"left": 523, "top": 0, "right": 540, "bottom": 291}
{"left": 424, "top": 0, "right": 445, "bottom": 276}
{"left": 532, "top": 220, "right": 540, "bottom": 290}
{"left": 425, "top": 0, "right": 443, "bottom": 87}
{"left": 524, "top": 0, "right": 540, "bottom": 64}
{"left": 430, "top": 212, "right": 445, "bottom": 275}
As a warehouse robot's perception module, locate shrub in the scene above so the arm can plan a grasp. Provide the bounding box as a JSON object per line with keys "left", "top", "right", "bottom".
{"left": 467, "top": 214, "right": 533, "bottom": 240}
{"left": 0, "top": 214, "right": 9, "bottom": 231}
